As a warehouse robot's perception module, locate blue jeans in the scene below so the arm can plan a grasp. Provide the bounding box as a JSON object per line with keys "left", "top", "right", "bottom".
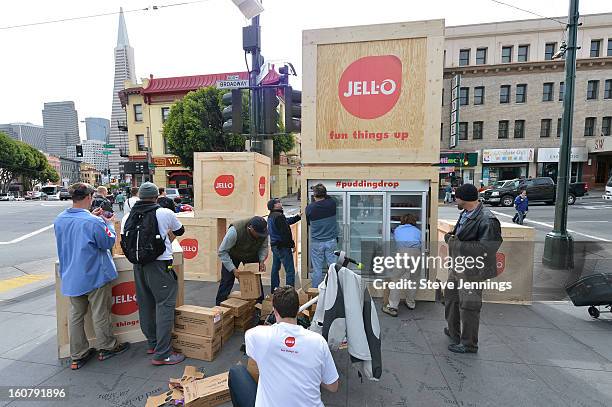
{"left": 229, "top": 365, "right": 257, "bottom": 407}
{"left": 310, "top": 239, "right": 337, "bottom": 288}
{"left": 271, "top": 246, "right": 295, "bottom": 293}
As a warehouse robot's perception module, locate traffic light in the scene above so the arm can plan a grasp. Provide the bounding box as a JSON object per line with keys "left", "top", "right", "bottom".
{"left": 76, "top": 145, "right": 83, "bottom": 157}
{"left": 222, "top": 89, "right": 243, "bottom": 134}
{"left": 262, "top": 87, "right": 279, "bottom": 134}
{"left": 284, "top": 86, "right": 301, "bottom": 133}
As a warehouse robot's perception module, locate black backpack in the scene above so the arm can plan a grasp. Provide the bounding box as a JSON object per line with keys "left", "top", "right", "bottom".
{"left": 121, "top": 203, "right": 165, "bottom": 264}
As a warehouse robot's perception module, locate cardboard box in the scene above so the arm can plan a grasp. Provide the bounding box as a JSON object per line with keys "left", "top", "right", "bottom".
{"left": 296, "top": 288, "right": 308, "bottom": 306}
{"left": 228, "top": 291, "right": 242, "bottom": 299}
{"left": 169, "top": 365, "right": 205, "bottom": 389}
{"left": 255, "top": 295, "right": 273, "bottom": 320}
{"left": 183, "top": 372, "right": 231, "bottom": 407}
{"left": 211, "top": 306, "right": 233, "bottom": 326}
{"left": 222, "top": 323, "right": 234, "bottom": 345}
{"left": 172, "top": 331, "right": 222, "bottom": 362}
{"left": 306, "top": 287, "right": 319, "bottom": 298}
{"left": 145, "top": 389, "right": 182, "bottom": 407}
{"left": 235, "top": 270, "right": 263, "bottom": 300}
{"left": 220, "top": 298, "right": 251, "bottom": 318}
{"left": 247, "top": 358, "right": 259, "bottom": 383}
{"left": 174, "top": 305, "right": 222, "bottom": 338}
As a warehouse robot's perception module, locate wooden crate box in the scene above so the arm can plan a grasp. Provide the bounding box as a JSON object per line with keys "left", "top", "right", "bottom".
{"left": 176, "top": 213, "right": 226, "bottom": 282}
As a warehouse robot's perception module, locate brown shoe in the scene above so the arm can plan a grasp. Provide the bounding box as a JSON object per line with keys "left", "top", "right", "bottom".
{"left": 381, "top": 305, "right": 398, "bottom": 317}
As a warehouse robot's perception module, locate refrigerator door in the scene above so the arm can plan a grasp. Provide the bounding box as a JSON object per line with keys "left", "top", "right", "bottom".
{"left": 347, "top": 192, "right": 386, "bottom": 272}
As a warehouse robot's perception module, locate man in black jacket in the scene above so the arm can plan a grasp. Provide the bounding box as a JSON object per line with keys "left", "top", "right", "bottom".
{"left": 267, "top": 198, "right": 301, "bottom": 293}
{"left": 444, "top": 183, "right": 502, "bottom": 354}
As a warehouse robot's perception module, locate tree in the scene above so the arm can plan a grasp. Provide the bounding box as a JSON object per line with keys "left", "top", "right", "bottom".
{"left": 0, "top": 132, "right": 19, "bottom": 193}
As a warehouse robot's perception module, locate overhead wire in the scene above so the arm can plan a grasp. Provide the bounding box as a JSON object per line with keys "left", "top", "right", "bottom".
{"left": 488, "top": 0, "right": 567, "bottom": 26}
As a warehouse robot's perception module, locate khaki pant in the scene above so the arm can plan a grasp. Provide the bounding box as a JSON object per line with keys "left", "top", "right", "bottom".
{"left": 444, "top": 274, "right": 483, "bottom": 349}
{"left": 69, "top": 283, "right": 117, "bottom": 360}
{"left": 386, "top": 247, "right": 421, "bottom": 309}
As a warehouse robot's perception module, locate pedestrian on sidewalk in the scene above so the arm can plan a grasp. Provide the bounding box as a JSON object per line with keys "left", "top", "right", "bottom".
{"left": 124, "top": 187, "right": 139, "bottom": 216}
{"left": 305, "top": 184, "right": 338, "bottom": 289}
{"left": 443, "top": 183, "right": 502, "bottom": 354}
{"left": 115, "top": 191, "right": 125, "bottom": 212}
{"left": 91, "top": 186, "right": 113, "bottom": 214}
{"left": 157, "top": 187, "right": 176, "bottom": 212}
{"left": 443, "top": 184, "right": 453, "bottom": 204}
{"left": 512, "top": 189, "right": 528, "bottom": 225}
{"left": 267, "top": 198, "right": 301, "bottom": 293}
{"left": 382, "top": 214, "right": 422, "bottom": 317}
{"left": 121, "top": 182, "right": 186, "bottom": 365}
{"left": 54, "top": 183, "right": 130, "bottom": 370}
{"left": 215, "top": 217, "right": 269, "bottom": 305}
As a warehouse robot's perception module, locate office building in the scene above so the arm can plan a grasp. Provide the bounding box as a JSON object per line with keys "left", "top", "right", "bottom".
{"left": 84, "top": 117, "right": 110, "bottom": 142}
{"left": 0, "top": 123, "right": 46, "bottom": 152}
{"left": 65, "top": 139, "right": 109, "bottom": 173}
{"left": 42, "top": 101, "right": 80, "bottom": 157}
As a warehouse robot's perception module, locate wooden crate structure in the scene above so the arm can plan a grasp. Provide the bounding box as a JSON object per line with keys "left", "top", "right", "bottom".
{"left": 176, "top": 213, "right": 226, "bottom": 282}
{"left": 56, "top": 241, "right": 184, "bottom": 359}
{"left": 192, "top": 152, "right": 271, "bottom": 218}
{"left": 437, "top": 219, "right": 535, "bottom": 304}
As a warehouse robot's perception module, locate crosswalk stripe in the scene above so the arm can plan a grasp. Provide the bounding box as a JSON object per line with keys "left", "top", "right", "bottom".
{"left": 0, "top": 273, "right": 52, "bottom": 293}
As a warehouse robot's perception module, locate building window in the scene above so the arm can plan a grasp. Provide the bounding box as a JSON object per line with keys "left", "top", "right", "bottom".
{"left": 474, "top": 86, "right": 485, "bottom": 105}
{"left": 440, "top": 123, "right": 444, "bottom": 141}
{"left": 163, "top": 136, "right": 171, "bottom": 154}
{"left": 458, "top": 122, "right": 468, "bottom": 140}
{"left": 608, "top": 39, "right": 612, "bottom": 56}
{"left": 459, "top": 49, "right": 470, "bottom": 66}
{"left": 498, "top": 120, "right": 509, "bottom": 139}
{"left": 459, "top": 87, "right": 469, "bottom": 105}
{"left": 602, "top": 117, "right": 612, "bottom": 137}
{"left": 442, "top": 88, "right": 445, "bottom": 105}
{"left": 134, "top": 104, "right": 143, "bottom": 122}
{"left": 518, "top": 45, "right": 529, "bottom": 62}
{"left": 501, "top": 46, "right": 512, "bottom": 63}
{"left": 584, "top": 117, "right": 596, "bottom": 136}
{"left": 559, "top": 82, "right": 565, "bottom": 101}
{"left": 540, "top": 119, "right": 552, "bottom": 138}
{"left": 587, "top": 80, "right": 599, "bottom": 100}
{"left": 514, "top": 120, "right": 525, "bottom": 138}
{"left": 136, "top": 134, "right": 146, "bottom": 151}
{"left": 590, "top": 39, "right": 601, "bottom": 58}
{"left": 542, "top": 82, "right": 554, "bottom": 101}
{"left": 161, "top": 107, "right": 170, "bottom": 123}
{"left": 500, "top": 85, "right": 510, "bottom": 103}
{"left": 545, "top": 42, "right": 557, "bottom": 60}
{"left": 605, "top": 79, "right": 612, "bottom": 99}
{"left": 473, "top": 121, "right": 483, "bottom": 139}
{"left": 557, "top": 118, "right": 562, "bottom": 137}
{"left": 516, "top": 84, "right": 527, "bottom": 103}
{"left": 476, "top": 47, "right": 487, "bottom": 64}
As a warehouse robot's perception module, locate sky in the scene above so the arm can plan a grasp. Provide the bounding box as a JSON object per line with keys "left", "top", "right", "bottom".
{"left": 1, "top": 0, "right": 610, "bottom": 138}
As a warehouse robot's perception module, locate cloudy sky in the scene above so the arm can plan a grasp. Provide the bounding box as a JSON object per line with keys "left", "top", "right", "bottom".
{"left": 1, "top": 0, "right": 610, "bottom": 137}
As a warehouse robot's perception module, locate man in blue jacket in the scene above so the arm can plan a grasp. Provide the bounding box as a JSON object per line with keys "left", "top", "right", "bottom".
{"left": 267, "top": 198, "right": 301, "bottom": 293}
{"left": 512, "top": 189, "right": 528, "bottom": 225}
{"left": 54, "top": 183, "right": 129, "bottom": 370}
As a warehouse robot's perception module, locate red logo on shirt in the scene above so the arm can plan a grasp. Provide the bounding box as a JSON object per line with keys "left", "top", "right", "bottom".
{"left": 180, "top": 238, "right": 198, "bottom": 260}
{"left": 258, "top": 176, "right": 266, "bottom": 197}
{"left": 111, "top": 282, "right": 138, "bottom": 316}
{"left": 284, "top": 336, "right": 296, "bottom": 348}
{"left": 214, "top": 175, "right": 234, "bottom": 196}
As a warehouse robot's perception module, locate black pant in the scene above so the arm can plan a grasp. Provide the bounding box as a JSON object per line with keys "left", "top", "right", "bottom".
{"left": 444, "top": 274, "right": 483, "bottom": 350}
{"left": 215, "top": 258, "right": 264, "bottom": 305}
{"left": 229, "top": 365, "right": 257, "bottom": 407}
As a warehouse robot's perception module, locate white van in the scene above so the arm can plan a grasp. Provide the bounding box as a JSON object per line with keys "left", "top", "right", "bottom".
{"left": 604, "top": 176, "right": 612, "bottom": 201}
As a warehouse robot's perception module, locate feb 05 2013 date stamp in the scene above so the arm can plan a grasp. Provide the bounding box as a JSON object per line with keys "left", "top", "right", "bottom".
{"left": 0, "top": 386, "right": 69, "bottom": 401}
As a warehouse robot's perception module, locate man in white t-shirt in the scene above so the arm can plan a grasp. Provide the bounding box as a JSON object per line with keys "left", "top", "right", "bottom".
{"left": 229, "top": 286, "right": 339, "bottom": 407}
{"left": 123, "top": 186, "right": 140, "bottom": 215}
{"left": 121, "top": 182, "right": 185, "bottom": 365}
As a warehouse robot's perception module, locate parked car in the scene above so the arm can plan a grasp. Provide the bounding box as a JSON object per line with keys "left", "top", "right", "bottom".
{"left": 178, "top": 187, "right": 193, "bottom": 204}
{"left": 165, "top": 188, "right": 180, "bottom": 201}
{"left": 59, "top": 188, "right": 71, "bottom": 200}
{"left": 603, "top": 175, "right": 612, "bottom": 201}
{"left": 482, "top": 177, "right": 588, "bottom": 207}
{"left": 26, "top": 191, "right": 47, "bottom": 200}
{"left": 0, "top": 193, "right": 15, "bottom": 201}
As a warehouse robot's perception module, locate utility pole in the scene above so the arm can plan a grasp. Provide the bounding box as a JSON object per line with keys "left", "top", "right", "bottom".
{"left": 543, "top": 0, "right": 579, "bottom": 269}
{"left": 248, "top": 15, "right": 262, "bottom": 154}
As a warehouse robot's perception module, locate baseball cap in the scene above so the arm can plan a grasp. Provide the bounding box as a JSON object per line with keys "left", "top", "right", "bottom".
{"left": 248, "top": 216, "right": 269, "bottom": 238}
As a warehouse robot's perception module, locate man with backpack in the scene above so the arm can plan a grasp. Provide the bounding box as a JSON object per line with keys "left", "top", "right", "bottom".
{"left": 121, "top": 182, "right": 186, "bottom": 365}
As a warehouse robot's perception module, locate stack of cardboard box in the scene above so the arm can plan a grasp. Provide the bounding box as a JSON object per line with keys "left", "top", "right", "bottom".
{"left": 212, "top": 306, "right": 234, "bottom": 345}
{"left": 145, "top": 365, "right": 230, "bottom": 407}
{"left": 172, "top": 305, "right": 222, "bottom": 361}
{"left": 255, "top": 295, "right": 273, "bottom": 322}
{"left": 220, "top": 297, "right": 255, "bottom": 332}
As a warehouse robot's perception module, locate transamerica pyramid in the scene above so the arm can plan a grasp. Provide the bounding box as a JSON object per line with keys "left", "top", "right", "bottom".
{"left": 108, "top": 7, "right": 136, "bottom": 179}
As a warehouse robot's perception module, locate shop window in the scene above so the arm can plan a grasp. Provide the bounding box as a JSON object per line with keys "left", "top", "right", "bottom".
{"left": 500, "top": 85, "right": 510, "bottom": 103}
{"left": 460, "top": 87, "right": 469, "bottom": 105}
{"left": 161, "top": 107, "right": 170, "bottom": 123}
{"left": 518, "top": 45, "right": 529, "bottom": 62}
{"left": 540, "top": 119, "right": 552, "bottom": 138}
{"left": 501, "top": 46, "right": 512, "bottom": 63}
{"left": 474, "top": 86, "right": 485, "bottom": 105}
{"left": 514, "top": 120, "right": 525, "bottom": 138}
{"left": 604, "top": 80, "right": 612, "bottom": 99}
{"left": 557, "top": 118, "right": 562, "bottom": 138}
{"left": 459, "top": 49, "right": 470, "bottom": 66}
{"left": 458, "top": 122, "right": 468, "bottom": 140}
{"left": 542, "top": 83, "right": 554, "bottom": 101}
{"left": 602, "top": 117, "right": 611, "bottom": 137}
{"left": 136, "top": 134, "right": 146, "bottom": 151}
{"left": 584, "top": 117, "right": 596, "bottom": 137}
{"left": 134, "top": 104, "right": 143, "bottom": 122}
{"left": 545, "top": 42, "right": 556, "bottom": 60}
{"left": 498, "top": 120, "right": 509, "bottom": 139}
{"left": 559, "top": 82, "right": 565, "bottom": 101}
{"left": 587, "top": 80, "right": 599, "bottom": 100}
{"left": 473, "top": 121, "right": 483, "bottom": 140}
{"left": 590, "top": 39, "right": 601, "bottom": 58}
{"left": 476, "top": 47, "right": 487, "bottom": 65}
{"left": 516, "top": 84, "right": 527, "bottom": 103}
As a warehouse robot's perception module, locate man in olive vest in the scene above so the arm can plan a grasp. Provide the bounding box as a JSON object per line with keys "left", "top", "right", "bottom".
{"left": 215, "top": 216, "right": 269, "bottom": 305}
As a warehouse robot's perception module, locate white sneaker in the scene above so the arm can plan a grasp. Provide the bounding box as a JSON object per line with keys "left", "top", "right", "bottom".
{"left": 405, "top": 300, "right": 416, "bottom": 310}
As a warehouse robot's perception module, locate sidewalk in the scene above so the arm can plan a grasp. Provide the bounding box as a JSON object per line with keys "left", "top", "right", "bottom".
{"left": 1, "top": 280, "right": 612, "bottom": 406}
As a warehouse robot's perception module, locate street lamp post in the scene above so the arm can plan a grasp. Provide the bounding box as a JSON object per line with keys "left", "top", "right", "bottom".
{"left": 543, "top": 0, "right": 579, "bottom": 269}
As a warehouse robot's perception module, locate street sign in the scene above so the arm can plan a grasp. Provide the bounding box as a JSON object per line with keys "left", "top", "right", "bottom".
{"left": 148, "top": 163, "right": 155, "bottom": 169}
{"left": 103, "top": 144, "right": 115, "bottom": 148}
{"left": 216, "top": 79, "right": 249, "bottom": 89}
{"left": 102, "top": 150, "right": 112, "bottom": 155}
